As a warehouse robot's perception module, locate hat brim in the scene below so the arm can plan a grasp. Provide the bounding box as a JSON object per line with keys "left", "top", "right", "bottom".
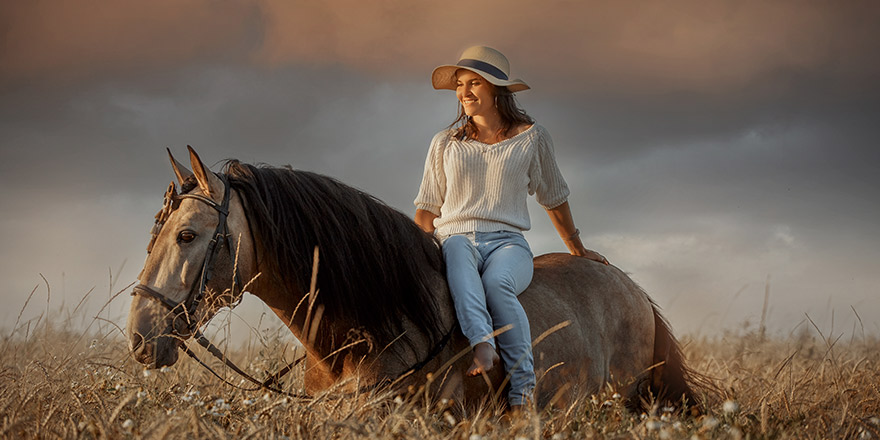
{"left": 431, "top": 65, "right": 530, "bottom": 93}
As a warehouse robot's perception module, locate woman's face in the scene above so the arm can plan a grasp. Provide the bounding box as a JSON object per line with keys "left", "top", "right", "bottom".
{"left": 455, "top": 69, "right": 496, "bottom": 117}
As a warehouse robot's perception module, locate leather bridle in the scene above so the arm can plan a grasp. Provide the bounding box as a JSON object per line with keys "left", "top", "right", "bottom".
{"left": 132, "top": 173, "right": 242, "bottom": 338}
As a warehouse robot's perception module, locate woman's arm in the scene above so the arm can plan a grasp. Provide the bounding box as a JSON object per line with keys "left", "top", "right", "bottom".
{"left": 415, "top": 209, "right": 438, "bottom": 234}
{"left": 545, "top": 201, "right": 609, "bottom": 264}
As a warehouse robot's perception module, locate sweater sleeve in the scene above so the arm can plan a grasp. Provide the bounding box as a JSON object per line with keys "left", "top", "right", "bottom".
{"left": 529, "top": 126, "right": 570, "bottom": 209}
{"left": 413, "top": 131, "right": 448, "bottom": 215}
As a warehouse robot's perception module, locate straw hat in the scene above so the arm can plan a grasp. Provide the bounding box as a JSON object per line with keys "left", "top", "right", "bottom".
{"left": 431, "top": 46, "right": 530, "bottom": 92}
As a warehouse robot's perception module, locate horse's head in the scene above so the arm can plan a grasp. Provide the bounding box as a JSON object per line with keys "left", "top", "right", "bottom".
{"left": 127, "top": 147, "right": 254, "bottom": 368}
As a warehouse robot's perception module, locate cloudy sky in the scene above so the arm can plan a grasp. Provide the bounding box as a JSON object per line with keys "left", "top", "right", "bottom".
{"left": 2, "top": 0, "right": 878, "bottom": 341}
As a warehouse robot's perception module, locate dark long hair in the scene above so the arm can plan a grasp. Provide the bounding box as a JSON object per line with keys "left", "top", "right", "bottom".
{"left": 450, "top": 75, "right": 534, "bottom": 141}
{"left": 222, "top": 161, "right": 446, "bottom": 360}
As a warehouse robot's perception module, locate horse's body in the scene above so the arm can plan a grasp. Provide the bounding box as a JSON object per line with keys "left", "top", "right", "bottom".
{"left": 127, "top": 148, "right": 696, "bottom": 411}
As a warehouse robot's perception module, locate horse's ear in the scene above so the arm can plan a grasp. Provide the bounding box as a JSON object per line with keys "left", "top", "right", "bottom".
{"left": 167, "top": 147, "right": 193, "bottom": 186}
{"left": 187, "top": 145, "right": 222, "bottom": 200}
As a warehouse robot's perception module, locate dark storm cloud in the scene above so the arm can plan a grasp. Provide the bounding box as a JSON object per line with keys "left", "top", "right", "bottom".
{"left": 1, "top": 0, "right": 878, "bottom": 335}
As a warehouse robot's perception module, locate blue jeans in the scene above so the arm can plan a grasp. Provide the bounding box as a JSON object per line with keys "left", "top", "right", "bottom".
{"left": 441, "top": 231, "right": 535, "bottom": 405}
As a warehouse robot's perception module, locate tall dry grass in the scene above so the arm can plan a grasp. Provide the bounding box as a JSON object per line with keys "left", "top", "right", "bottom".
{"left": 1, "top": 299, "right": 878, "bottom": 439}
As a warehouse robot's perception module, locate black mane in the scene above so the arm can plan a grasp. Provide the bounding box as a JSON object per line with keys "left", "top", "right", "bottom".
{"left": 222, "top": 161, "right": 446, "bottom": 358}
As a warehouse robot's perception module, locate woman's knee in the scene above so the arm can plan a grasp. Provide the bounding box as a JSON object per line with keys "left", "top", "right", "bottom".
{"left": 482, "top": 270, "right": 518, "bottom": 296}
{"left": 482, "top": 256, "right": 533, "bottom": 297}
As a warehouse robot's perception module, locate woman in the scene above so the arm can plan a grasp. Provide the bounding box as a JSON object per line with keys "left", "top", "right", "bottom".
{"left": 414, "top": 46, "right": 608, "bottom": 408}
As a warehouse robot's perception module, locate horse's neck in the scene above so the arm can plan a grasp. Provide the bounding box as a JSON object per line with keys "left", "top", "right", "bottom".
{"left": 252, "top": 269, "right": 456, "bottom": 384}
{"left": 249, "top": 278, "right": 310, "bottom": 341}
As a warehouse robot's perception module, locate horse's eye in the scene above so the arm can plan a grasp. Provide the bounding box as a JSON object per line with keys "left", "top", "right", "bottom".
{"left": 177, "top": 231, "right": 197, "bottom": 243}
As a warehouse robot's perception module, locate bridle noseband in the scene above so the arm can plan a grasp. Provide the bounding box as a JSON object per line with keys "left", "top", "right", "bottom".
{"left": 132, "top": 173, "right": 242, "bottom": 337}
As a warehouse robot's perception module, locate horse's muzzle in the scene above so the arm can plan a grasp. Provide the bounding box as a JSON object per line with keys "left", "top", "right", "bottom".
{"left": 130, "top": 329, "right": 180, "bottom": 368}
{"left": 127, "top": 294, "right": 182, "bottom": 368}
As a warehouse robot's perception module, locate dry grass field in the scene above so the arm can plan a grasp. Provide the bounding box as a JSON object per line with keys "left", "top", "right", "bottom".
{"left": 2, "top": 301, "right": 878, "bottom": 439}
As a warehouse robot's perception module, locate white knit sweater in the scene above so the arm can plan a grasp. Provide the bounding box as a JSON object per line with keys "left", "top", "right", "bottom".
{"left": 414, "top": 123, "right": 570, "bottom": 237}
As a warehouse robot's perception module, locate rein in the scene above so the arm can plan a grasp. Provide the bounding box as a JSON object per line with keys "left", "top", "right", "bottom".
{"left": 181, "top": 323, "right": 456, "bottom": 399}
{"left": 134, "top": 173, "right": 458, "bottom": 398}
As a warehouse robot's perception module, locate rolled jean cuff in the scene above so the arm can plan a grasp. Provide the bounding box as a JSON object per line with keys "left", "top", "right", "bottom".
{"left": 469, "top": 335, "right": 496, "bottom": 349}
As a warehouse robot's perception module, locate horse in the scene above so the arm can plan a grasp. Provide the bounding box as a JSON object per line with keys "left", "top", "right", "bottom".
{"left": 127, "top": 146, "right": 698, "bottom": 412}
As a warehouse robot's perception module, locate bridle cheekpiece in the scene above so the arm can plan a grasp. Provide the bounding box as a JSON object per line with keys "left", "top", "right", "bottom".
{"left": 133, "top": 173, "right": 241, "bottom": 337}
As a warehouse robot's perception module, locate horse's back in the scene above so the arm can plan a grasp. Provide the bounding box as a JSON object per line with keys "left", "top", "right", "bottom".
{"left": 519, "top": 253, "right": 656, "bottom": 402}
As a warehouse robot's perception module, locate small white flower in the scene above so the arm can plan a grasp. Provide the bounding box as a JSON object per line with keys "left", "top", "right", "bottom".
{"left": 243, "top": 399, "right": 255, "bottom": 406}
{"left": 646, "top": 420, "right": 663, "bottom": 431}
{"left": 137, "top": 390, "right": 148, "bottom": 399}
{"left": 160, "top": 366, "right": 171, "bottom": 373}
{"left": 661, "top": 413, "right": 671, "bottom": 422}
{"left": 702, "top": 416, "right": 719, "bottom": 430}
{"left": 114, "top": 383, "right": 124, "bottom": 392}
{"left": 121, "top": 419, "right": 134, "bottom": 430}
{"left": 722, "top": 400, "right": 739, "bottom": 414}
{"left": 444, "top": 412, "right": 456, "bottom": 426}
{"left": 142, "top": 369, "right": 152, "bottom": 378}
{"left": 262, "top": 392, "right": 272, "bottom": 402}
{"left": 166, "top": 408, "right": 176, "bottom": 416}
{"left": 612, "top": 392, "right": 621, "bottom": 400}
{"left": 213, "top": 398, "right": 231, "bottom": 411}
{"left": 393, "top": 396, "right": 404, "bottom": 405}
{"left": 603, "top": 400, "right": 613, "bottom": 407}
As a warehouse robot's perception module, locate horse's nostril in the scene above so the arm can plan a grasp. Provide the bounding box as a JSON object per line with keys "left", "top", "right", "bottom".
{"left": 131, "top": 332, "right": 144, "bottom": 352}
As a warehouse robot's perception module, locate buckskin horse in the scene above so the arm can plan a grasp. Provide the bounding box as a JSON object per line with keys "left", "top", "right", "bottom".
{"left": 126, "top": 147, "right": 697, "bottom": 412}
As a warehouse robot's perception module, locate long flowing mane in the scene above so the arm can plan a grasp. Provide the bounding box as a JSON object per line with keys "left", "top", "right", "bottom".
{"left": 221, "top": 160, "right": 446, "bottom": 358}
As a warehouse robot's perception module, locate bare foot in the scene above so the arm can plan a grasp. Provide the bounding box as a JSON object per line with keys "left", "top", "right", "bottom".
{"left": 466, "top": 342, "right": 500, "bottom": 376}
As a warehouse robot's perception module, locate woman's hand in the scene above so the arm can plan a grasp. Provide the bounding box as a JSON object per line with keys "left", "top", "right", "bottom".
{"left": 564, "top": 237, "right": 609, "bottom": 265}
